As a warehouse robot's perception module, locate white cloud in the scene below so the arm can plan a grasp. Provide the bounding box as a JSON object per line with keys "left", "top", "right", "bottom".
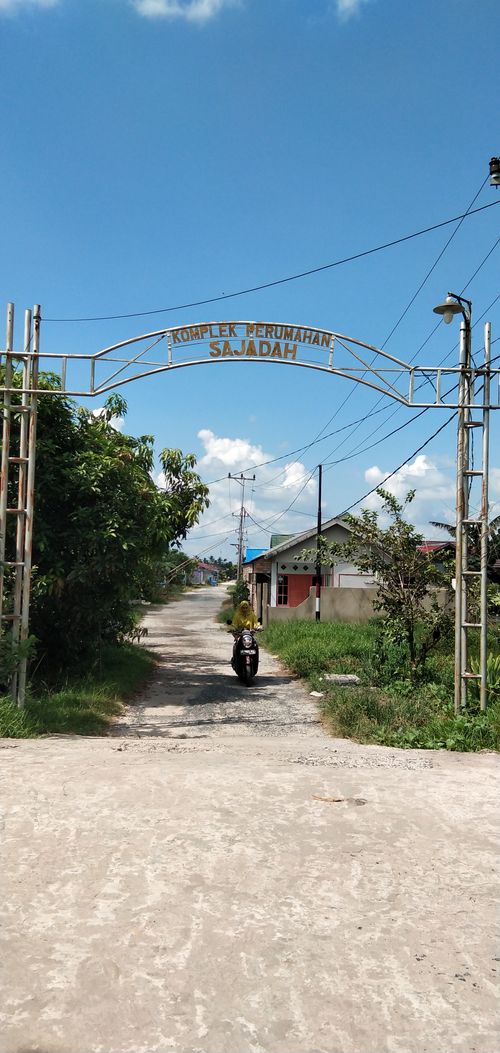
{"left": 0, "top": 0, "right": 58, "bottom": 10}
{"left": 171, "top": 428, "right": 317, "bottom": 556}
{"left": 132, "top": 0, "right": 239, "bottom": 22}
{"left": 491, "top": 468, "right": 500, "bottom": 498}
{"left": 91, "top": 407, "right": 124, "bottom": 432}
{"left": 361, "top": 454, "right": 456, "bottom": 533}
{"left": 335, "top": 0, "right": 370, "bottom": 20}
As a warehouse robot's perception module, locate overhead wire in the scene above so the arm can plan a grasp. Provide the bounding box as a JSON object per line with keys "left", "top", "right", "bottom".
{"left": 221, "top": 344, "right": 500, "bottom": 538}
{"left": 198, "top": 328, "right": 500, "bottom": 500}
{"left": 245, "top": 240, "right": 500, "bottom": 495}
{"left": 319, "top": 280, "right": 500, "bottom": 477}
{"left": 336, "top": 414, "right": 457, "bottom": 517}
{"left": 308, "top": 178, "right": 491, "bottom": 449}
{"left": 42, "top": 200, "right": 500, "bottom": 323}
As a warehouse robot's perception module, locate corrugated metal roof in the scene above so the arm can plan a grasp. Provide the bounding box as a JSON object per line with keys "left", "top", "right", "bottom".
{"left": 244, "top": 548, "right": 267, "bottom": 564}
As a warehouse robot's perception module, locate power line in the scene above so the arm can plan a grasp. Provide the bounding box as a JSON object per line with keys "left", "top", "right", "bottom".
{"left": 310, "top": 202, "right": 497, "bottom": 459}
{"left": 193, "top": 348, "right": 500, "bottom": 547}
{"left": 231, "top": 345, "right": 500, "bottom": 531}
{"left": 43, "top": 200, "right": 500, "bottom": 323}
{"left": 319, "top": 283, "right": 500, "bottom": 476}
{"left": 303, "top": 181, "right": 493, "bottom": 448}
{"left": 199, "top": 330, "right": 499, "bottom": 494}
{"left": 337, "top": 413, "right": 457, "bottom": 517}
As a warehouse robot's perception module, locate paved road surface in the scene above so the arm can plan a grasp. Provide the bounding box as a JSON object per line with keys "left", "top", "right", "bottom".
{"left": 0, "top": 585, "right": 499, "bottom": 1053}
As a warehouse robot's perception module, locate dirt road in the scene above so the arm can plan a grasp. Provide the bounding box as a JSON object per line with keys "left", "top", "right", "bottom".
{"left": 1, "top": 586, "right": 499, "bottom": 1053}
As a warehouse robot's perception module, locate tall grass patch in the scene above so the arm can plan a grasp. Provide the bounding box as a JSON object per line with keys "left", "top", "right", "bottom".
{"left": 262, "top": 619, "right": 499, "bottom": 752}
{"left": 262, "top": 620, "right": 374, "bottom": 679}
{"left": 0, "top": 643, "right": 155, "bottom": 739}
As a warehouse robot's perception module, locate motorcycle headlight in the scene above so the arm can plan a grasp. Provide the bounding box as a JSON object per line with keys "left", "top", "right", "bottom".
{"left": 241, "top": 633, "right": 253, "bottom": 648}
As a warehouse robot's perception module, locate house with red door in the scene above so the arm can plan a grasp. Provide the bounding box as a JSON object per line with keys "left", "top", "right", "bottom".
{"left": 243, "top": 517, "right": 376, "bottom": 623}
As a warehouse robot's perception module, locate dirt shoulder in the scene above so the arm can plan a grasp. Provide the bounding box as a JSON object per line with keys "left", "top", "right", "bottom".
{"left": 0, "top": 589, "right": 498, "bottom": 1053}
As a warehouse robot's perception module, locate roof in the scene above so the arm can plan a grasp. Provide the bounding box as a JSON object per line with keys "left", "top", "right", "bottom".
{"left": 269, "top": 534, "right": 293, "bottom": 549}
{"left": 196, "top": 562, "right": 218, "bottom": 571}
{"left": 244, "top": 548, "right": 267, "bottom": 564}
{"left": 417, "top": 541, "right": 455, "bottom": 554}
{"left": 243, "top": 516, "right": 352, "bottom": 564}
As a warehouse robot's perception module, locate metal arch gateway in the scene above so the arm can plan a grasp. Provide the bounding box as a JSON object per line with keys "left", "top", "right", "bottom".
{"left": 3, "top": 314, "right": 499, "bottom": 408}
{"left": 1, "top": 303, "right": 499, "bottom": 709}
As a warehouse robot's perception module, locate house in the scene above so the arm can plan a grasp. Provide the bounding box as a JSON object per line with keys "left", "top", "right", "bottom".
{"left": 190, "top": 561, "right": 219, "bottom": 586}
{"left": 243, "top": 517, "right": 376, "bottom": 624}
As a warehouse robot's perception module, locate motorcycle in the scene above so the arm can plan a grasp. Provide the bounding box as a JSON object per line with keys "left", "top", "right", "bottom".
{"left": 227, "top": 622, "right": 261, "bottom": 685}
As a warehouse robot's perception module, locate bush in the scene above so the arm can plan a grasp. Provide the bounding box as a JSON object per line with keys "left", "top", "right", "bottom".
{"left": 231, "top": 578, "right": 250, "bottom": 607}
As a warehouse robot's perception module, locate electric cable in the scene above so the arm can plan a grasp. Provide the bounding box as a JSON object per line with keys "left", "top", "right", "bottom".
{"left": 42, "top": 200, "right": 500, "bottom": 323}
{"left": 310, "top": 229, "right": 500, "bottom": 467}
{"left": 319, "top": 285, "right": 500, "bottom": 476}
{"left": 308, "top": 180, "right": 492, "bottom": 447}
{"left": 336, "top": 413, "right": 457, "bottom": 518}
{"left": 199, "top": 331, "right": 500, "bottom": 492}
{"left": 233, "top": 344, "right": 500, "bottom": 518}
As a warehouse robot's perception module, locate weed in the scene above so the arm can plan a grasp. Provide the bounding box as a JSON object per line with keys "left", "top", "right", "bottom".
{"left": 262, "top": 619, "right": 499, "bottom": 752}
{"left": 0, "top": 643, "right": 155, "bottom": 739}
{"left": 0, "top": 696, "right": 38, "bottom": 738}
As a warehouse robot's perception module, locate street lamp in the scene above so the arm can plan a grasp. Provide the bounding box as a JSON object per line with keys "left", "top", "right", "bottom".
{"left": 433, "top": 292, "right": 471, "bottom": 326}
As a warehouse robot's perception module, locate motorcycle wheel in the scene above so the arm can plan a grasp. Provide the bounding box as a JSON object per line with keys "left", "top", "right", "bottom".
{"left": 238, "top": 659, "right": 254, "bottom": 685}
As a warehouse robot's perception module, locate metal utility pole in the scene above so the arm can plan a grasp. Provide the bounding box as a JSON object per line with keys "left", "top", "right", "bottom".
{"left": 434, "top": 294, "right": 491, "bottom": 713}
{"left": 228, "top": 472, "right": 255, "bottom": 578}
{"left": 315, "top": 464, "right": 322, "bottom": 621}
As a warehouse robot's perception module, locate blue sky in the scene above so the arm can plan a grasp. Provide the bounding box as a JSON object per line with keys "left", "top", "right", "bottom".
{"left": 2, "top": 0, "right": 499, "bottom": 559}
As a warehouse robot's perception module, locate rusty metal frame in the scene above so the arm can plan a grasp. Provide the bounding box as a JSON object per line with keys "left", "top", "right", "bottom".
{"left": 1, "top": 305, "right": 39, "bottom": 706}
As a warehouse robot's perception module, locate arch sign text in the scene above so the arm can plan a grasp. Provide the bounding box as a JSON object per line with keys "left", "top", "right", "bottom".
{"left": 172, "top": 321, "right": 332, "bottom": 361}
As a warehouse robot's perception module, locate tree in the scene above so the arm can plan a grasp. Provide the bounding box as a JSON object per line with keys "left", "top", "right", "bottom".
{"left": 301, "top": 489, "right": 453, "bottom": 680}
{"left": 20, "top": 388, "right": 209, "bottom": 672}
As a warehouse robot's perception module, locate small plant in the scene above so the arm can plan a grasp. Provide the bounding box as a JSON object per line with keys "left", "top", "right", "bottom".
{"left": 469, "top": 652, "right": 500, "bottom": 704}
{"left": 231, "top": 578, "right": 250, "bottom": 607}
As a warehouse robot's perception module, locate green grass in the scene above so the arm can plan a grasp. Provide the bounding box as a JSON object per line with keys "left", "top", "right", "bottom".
{"left": 0, "top": 642, "right": 155, "bottom": 739}
{"left": 262, "top": 620, "right": 375, "bottom": 678}
{"left": 261, "top": 619, "right": 500, "bottom": 752}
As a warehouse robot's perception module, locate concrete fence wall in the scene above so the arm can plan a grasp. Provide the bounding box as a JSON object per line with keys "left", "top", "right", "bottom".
{"left": 264, "top": 586, "right": 452, "bottom": 625}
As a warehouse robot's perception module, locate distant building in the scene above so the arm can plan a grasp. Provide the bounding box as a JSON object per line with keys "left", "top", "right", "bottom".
{"left": 190, "top": 561, "right": 219, "bottom": 586}
{"left": 243, "top": 517, "right": 375, "bottom": 622}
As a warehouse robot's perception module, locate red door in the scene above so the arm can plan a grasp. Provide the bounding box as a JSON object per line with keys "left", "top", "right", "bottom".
{"left": 288, "top": 574, "right": 314, "bottom": 607}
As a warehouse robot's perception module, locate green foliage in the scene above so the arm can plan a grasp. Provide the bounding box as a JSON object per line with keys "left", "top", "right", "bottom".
{"left": 301, "top": 488, "right": 453, "bottom": 681}
{"left": 2, "top": 376, "right": 209, "bottom": 675}
{"left": 261, "top": 619, "right": 499, "bottom": 752}
{"left": 149, "top": 549, "right": 198, "bottom": 601}
{"left": 231, "top": 578, "right": 250, "bottom": 607}
{"left": 0, "top": 633, "right": 36, "bottom": 693}
{"left": 205, "top": 555, "right": 237, "bottom": 581}
{"left": 262, "top": 619, "right": 374, "bottom": 679}
{"left": 469, "top": 651, "right": 500, "bottom": 704}
{"left": 0, "top": 696, "right": 38, "bottom": 738}
{"left": 430, "top": 514, "right": 500, "bottom": 585}
{"left": 489, "top": 585, "right": 500, "bottom": 616}
{"left": 0, "top": 643, "right": 154, "bottom": 738}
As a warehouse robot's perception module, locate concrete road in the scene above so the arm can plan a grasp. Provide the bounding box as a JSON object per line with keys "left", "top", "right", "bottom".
{"left": 112, "top": 585, "right": 325, "bottom": 739}
{"left": 0, "top": 586, "right": 499, "bottom": 1053}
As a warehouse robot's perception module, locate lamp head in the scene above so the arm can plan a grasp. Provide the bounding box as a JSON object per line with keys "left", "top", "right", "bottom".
{"left": 433, "top": 295, "right": 463, "bottom": 325}
{"left": 490, "top": 157, "right": 500, "bottom": 188}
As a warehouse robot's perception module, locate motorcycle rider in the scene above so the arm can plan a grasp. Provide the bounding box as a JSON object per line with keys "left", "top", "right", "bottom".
{"left": 229, "top": 599, "right": 260, "bottom": 668}
{"left": 232, "top": 599, "right": 259, "bottom": 631}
